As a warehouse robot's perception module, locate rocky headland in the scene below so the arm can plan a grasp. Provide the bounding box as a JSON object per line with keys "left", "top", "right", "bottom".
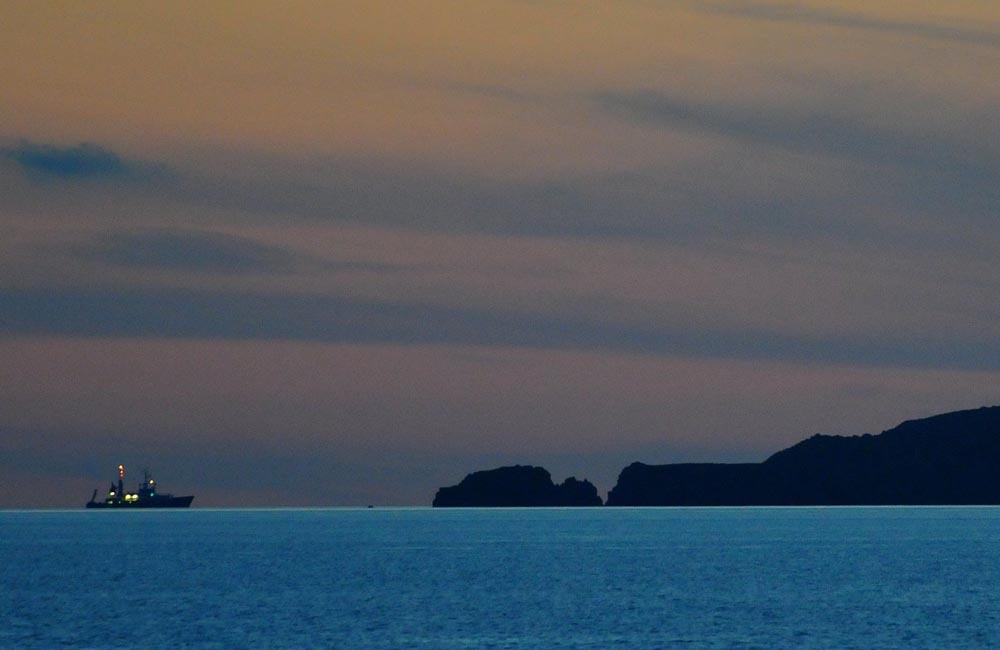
{"left": 607, "top": 405, "right": 1000, "bottom": 505}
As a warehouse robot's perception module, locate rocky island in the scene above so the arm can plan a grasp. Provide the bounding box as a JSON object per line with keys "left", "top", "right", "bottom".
{"left": 607, "top": 405, "right": 1000, "bottom": 505}
{"left": 433, "top": 465, "right": 603, "bottom": 507}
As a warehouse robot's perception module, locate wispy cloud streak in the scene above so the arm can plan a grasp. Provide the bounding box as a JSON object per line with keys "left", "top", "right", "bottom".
{"left": 597, "top": 90, "right": 997, "bottom": 172}
{"left": 0, "top": 287, "right": 996, "bottom": 371}
{"left": 597, "top": 89, "right": 999, "bottom": 219}
{"left": 77, "top": 229, "right": 300, "bottom": 274}
{"left": 701, "top": 1, "right": 1000, "bottom": 49}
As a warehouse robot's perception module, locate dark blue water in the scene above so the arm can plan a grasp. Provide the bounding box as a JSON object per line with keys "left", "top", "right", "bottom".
{"left": 3, "top": 507, "right": 999, "bottom": 648}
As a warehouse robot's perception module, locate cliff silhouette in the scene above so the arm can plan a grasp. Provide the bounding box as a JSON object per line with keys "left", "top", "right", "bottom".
{"left": 433, "top": 465, "right": 603, "bottom": 507}
{"left": 607, "top": 406, "right": 1000, "bottom": 505}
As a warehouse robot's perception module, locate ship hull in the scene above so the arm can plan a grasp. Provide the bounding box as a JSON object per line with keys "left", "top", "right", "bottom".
{"left": 86, "top": 495, "right": 194, "bottom": 508}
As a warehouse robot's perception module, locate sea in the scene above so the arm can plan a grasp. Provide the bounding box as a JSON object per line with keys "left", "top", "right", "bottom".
{"left": 2, "top": 507, "right": 999, "bottom": 649}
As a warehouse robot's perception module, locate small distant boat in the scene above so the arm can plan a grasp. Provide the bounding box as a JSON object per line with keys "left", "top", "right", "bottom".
{"left": 86, "top": 464, "right": 194, "bottom": 508}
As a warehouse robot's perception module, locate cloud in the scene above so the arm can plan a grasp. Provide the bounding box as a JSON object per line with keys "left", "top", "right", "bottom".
{"left": 0, "top": 286, "right": 997, "bottom": 371}
{"left": 66, "top": 228, "right": 420, "bottom": 277}
{"left": 1, "top": 123, "right": 993, "bottom": 250}
{"left": 596, "top": 90, "right": 997, "bottom": 172}
{"left": 1, "top": 141, "right": 132, "bottom": 178}
{"left": 700, "top": 1, "right": 1000, "bottom": 49}
{"left": 76, "top": 229, "right": 300, "bottom": 274}
{"left": 596, "top": 89, "right": 999, "bottom": 220}
{"left": 107, "top": 152, "right": 939, "bottom": 243}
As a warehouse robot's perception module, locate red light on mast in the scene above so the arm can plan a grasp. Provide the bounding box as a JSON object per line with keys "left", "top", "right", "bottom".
{"left": 118, "top": 464, "right": 125, "bottom": 479}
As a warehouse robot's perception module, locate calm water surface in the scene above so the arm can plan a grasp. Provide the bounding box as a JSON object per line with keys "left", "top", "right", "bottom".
{"left": 2, "top": 507, "right": 999, "bottom": 648}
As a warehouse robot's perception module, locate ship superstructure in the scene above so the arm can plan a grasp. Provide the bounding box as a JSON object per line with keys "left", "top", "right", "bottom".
{"left": 86, "top": 464, "right": 193, "bottom": 508}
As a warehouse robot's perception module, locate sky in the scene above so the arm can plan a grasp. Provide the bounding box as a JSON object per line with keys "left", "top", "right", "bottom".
{"left": 1, "top": 1, "right": 998, "bottom": 507}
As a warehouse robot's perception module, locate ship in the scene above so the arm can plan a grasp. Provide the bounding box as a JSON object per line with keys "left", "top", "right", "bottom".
{"left": 86, "top": 464, "right": 194, "bottom": 508}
